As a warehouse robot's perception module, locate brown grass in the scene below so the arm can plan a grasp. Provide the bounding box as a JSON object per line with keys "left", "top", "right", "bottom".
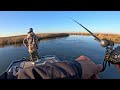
{"left": 96, "top": 33, "right": 120, "bottom": 44}
{"left": 68, "top": 32, "right": 120, "bottom": 44}
{"left": 0, "top": 33, "right": 69, "bottom": 46}
{"left": 68, "top": 32, "right": 91, "bottom": 36}
{"left": 0, "top": 32, "right": 120, "bottom": 46}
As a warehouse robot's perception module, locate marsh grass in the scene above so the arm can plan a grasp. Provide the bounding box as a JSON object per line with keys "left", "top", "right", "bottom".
{"left": 68, "top": 32, "right": 91, "bottom": 36}
{"left": 68, "top": 32, "right": 120, "bottom": 44}
{"left": 96, "top": 33, "right": 120, "bottom": 44}
{"left": 0, "top": 33, "right": 69, "bottom": 46}
{"left": 0, "top": 32, "right": 120, "bottom": 46}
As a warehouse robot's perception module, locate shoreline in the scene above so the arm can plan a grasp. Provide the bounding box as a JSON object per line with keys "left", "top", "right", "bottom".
{"left": 0, "top": 32, "right": 120, "bottom": 46}
{"left": 0, "top": 33, "right": 69, "bottom": 46}
{"left": 68, "top": 32, "right": 120, "bottom": 44}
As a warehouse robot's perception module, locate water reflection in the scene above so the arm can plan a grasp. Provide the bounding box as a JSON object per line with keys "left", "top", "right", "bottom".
{"left": 13, "top": 43, "right": 23, "bottom": 48}
{"left": 0, "top": 43, "right": 24, "bottom": 48}
{"left": 0, "top": 45, "right": 5, "bottom": 48}
{"left": 0, "top": 35, "right": 120, "bottom": 79}
{"left": 40, "top": 36, "right": 69, "bottom": 42}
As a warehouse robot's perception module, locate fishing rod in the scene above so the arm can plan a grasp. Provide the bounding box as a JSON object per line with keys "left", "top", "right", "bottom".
{"left": 70, "top": 18, "right": 120, "bottom": 71}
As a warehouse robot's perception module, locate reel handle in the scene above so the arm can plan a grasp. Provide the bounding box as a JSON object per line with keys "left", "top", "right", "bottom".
{"left": 100, "top": 38, "right": 114, "bottom": 47}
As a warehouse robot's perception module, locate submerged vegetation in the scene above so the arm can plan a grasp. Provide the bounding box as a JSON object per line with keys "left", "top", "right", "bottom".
{"left": 0, "top": 32, "right": 120, "bottom": 46}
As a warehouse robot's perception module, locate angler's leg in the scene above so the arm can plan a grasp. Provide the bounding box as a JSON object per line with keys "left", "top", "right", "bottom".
{"left": 31, "top": 51, "right": 40, "bottom": 61}
{"left": 29, "top": 52, "right": 34, "bottom": 61}
{"left": 35, "top": 50, "right": 40, "bottom": 60}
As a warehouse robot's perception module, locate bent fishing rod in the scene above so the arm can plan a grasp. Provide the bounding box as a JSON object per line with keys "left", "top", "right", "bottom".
{"left": 70, "top": 18, "right": 120, "bottom": 71}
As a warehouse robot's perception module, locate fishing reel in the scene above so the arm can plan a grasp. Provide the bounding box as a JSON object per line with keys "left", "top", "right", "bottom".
{"left": 70, "top": 18, "right": 120, "bottom": 71}
{"left": 100, "top": 38, "right": 120, "bottom": 71}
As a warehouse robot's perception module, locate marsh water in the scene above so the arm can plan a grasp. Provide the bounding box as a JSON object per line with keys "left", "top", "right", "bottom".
{"left": 0, "top": 35, "right": 120, "bottom": 79}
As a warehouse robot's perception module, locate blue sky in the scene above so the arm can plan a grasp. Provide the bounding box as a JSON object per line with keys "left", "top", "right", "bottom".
{"left": 0, "top": 11, "right": 120, "bottom": 37}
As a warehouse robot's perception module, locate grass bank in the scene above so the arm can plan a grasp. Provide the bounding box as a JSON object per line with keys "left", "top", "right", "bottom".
{"left": 68, "top": 32, "right": 120, "bottom": 44}
{"left": 0, "top": 33, "right": 69, "bottom": 46}
{"left": 0, "top": 32, "right": 120, "bottom": 46}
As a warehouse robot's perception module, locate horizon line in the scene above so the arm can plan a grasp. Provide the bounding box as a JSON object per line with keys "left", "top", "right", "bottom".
{"left": 0, "top": 32, "right": 120, "bottom": 38}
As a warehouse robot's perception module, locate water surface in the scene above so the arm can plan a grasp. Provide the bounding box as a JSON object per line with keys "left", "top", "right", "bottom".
{"left": 0, "top": 35, "right": 120, "bottom": 79}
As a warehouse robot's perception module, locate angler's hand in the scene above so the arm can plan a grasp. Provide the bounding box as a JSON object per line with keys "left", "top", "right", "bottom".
{"left": 25, "top": 44, "right": 28, "bottom": 47}
{"left": 75, "top": 56, "right": 103, "bottom": 79}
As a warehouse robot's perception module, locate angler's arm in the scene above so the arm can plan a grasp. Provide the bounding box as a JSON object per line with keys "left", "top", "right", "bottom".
{"left": 35, "top": 35, "right": 39, "bottom": 43}
{"left": 23, "top": 37, "right": 28, "bottom": 47}
{"left": 17, "top": 60, "right": 82, "bottom": 79}
{"left": 17, "top": 56, "right": 103, "bottom": 79}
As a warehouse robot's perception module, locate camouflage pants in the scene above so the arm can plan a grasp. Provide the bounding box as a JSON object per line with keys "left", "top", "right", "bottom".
{"left": 29, "top": 50, "right": 40, "bottom": 61}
